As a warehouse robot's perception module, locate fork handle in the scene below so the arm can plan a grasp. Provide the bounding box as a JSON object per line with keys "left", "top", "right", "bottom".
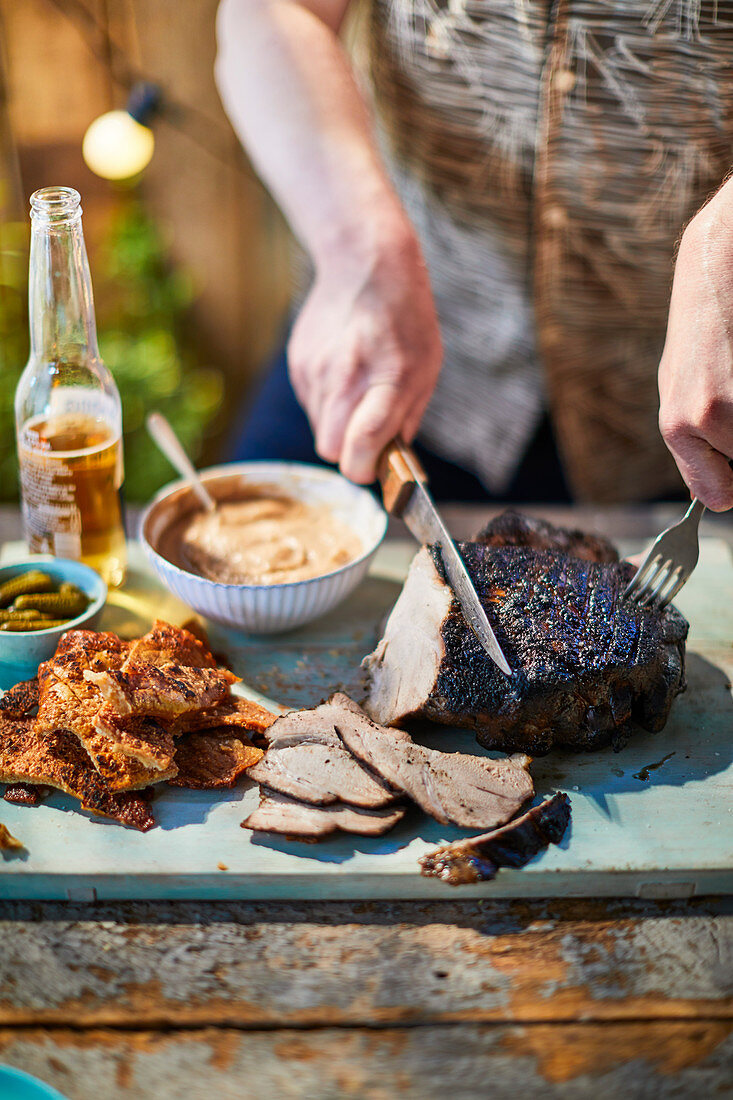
{"left": 685, "top": 498, "right": 706, "bottom": 527}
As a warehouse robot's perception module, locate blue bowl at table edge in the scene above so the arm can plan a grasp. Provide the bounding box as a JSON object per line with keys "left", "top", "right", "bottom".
{"left": 0, "top": 558, "right": 107, "bottom": 691}
{"left": 0, "top": 1064, "right": 69, "bottom": 1100}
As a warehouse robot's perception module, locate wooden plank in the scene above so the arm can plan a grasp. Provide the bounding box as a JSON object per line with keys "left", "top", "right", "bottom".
{"left": 1, "top": 537, "right": 731, "bottom": 902}
{"left": 0, "top": 898, "right": 730, "bottom": 1027}
{"left": 0, "top": 1022, "right": 730, "bottom": 1098}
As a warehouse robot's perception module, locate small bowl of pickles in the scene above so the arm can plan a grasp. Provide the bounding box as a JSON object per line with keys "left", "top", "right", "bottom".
{"left": 0, "top": 559, "right": 107, "bottom": 690}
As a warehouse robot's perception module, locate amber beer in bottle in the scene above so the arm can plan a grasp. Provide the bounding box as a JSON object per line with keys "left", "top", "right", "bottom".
{"left": 15, "top": 187, "right": 126, "bottom": 586}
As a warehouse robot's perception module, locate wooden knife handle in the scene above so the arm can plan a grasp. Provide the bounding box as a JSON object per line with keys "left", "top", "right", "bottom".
{"left": 378, "top": 439, "right": 428, "bottom": 516}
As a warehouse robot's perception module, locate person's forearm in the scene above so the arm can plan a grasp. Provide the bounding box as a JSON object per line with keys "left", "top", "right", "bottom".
{"left": 215, "top": 0, "right": 410, "bottom": 270}
{"left": 216, "top": 0, "right": 443, "bottom": 484}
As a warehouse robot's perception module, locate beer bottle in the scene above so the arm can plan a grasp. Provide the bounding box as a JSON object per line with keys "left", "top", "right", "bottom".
{"left": 15, "top": 186, "right": 126, "bottom": 586}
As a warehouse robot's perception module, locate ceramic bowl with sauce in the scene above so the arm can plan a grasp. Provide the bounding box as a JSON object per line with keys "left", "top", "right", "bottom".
{"left": 140, "top": 462, "right": 388, "bottom": 633}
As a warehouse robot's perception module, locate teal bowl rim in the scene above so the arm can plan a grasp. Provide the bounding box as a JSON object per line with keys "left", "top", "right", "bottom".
{"left": 0, "top": 1063, "right": 69, "bottom": 1099}
{"left": 0, "top": 558, "right": 107, "bottom": 640}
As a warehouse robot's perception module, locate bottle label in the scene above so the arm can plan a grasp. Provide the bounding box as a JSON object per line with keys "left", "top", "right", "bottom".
{"left": 19, "top": 453, "right": 84, "bottom": 556}
{"left": 53, "top": 531, "right": 84, "bottom": 558}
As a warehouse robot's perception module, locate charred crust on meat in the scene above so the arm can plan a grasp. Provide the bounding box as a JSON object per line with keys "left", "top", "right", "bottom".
{"left": 436, "top": 546, "right": 686, "bottom": 752}
{"left": 124, "top": 619, "right": 223, "bottom": 671}
{"left": 419, "top": 792, "right": 571, "bottom": 884}
{"left": 0, "top": 621, "right": 249, "bottom": 828}
{"left": 3, "top": 782, "right": 41, "bottom": 806}
{"left": 113, "top": 790, "right": 156, "bottom": 831}
{"left": 0, "top": 714, "right": 157, "bottom": 830}
{"left": 474, "top": 511, "right": 618, "bottom": 563}
{"left": 364, "top": 534, "right": 688, "bottom": 753}
{"left": 174, "top": 695, "right": 276, "bottom": 737}
{"left": 0, "top": 679, "right": 39, "bottom": 718}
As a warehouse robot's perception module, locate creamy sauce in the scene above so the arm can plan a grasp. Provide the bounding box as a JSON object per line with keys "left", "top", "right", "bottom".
{"left": 179, "top": 494, "right": 363, "bottom": 585}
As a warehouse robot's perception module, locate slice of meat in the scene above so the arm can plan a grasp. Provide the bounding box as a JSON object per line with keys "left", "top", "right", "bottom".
{"left": 112, "top": 790, "right": 156, "bottom": 832}
{"left": 55, "top": 629, "right": 131, "bottom": 669}
{"left": 84, "top": 664, "right": 233, "bottom": 719}
{"left": 4, "top": 783, "right": 41, "bottom": 806}
{"left": 419, "top": 792, "right": 571, "bottom": 884}
{"left": 81, "top": 620, "right": 238, "bottom": 720}
{"left": 474, "top": 510, "right": 618, "bottom": 563}
{"left": 364, "top": 544, "right": 688, "bottom": 754}
{"left": 37, "top": 662, "right": 177, "bottom": 790}
{"left": 335, "top": 697, "right": 533, "bottom": 829}
{"left": 246, "top": 696, "right": 399, "bottom": 808}
{"left": 242, "top": 788, "right": 405, "bottom": 840}
{"left": 124, "top": 619, "right": 224, "bottom": 672}
{"left": 0, "top": 712, "right": 155, "bottom": 829}
{"left": 0, "top": 678, "right": 39, "bottom": 717}
{"left": 169, "top": 728, "right": 263, "bottom": 788}
{"left": 181, "top": 617, "right": 231, "bottom": 668}
{"left": 180, "top": 616, "right": 214, "bottom": 651}
{"left": 174, "top": 695, "right": 277, "bottom": 738}
{"left": 93, "top": 707, "right": 177, "bottom": 771}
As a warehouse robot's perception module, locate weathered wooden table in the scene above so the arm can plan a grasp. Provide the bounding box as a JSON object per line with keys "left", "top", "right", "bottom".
{"left": 1, "top": 504, "right": 731, "bottom": 1099}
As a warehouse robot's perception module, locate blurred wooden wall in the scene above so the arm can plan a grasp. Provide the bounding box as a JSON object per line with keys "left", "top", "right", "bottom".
{"left": 0, "top": 0, "right": 292, "bottom": 455}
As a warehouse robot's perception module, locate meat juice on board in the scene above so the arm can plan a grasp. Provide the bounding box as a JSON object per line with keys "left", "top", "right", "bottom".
{"left": 15, "top": 187, "right": 126, "bottom": 586}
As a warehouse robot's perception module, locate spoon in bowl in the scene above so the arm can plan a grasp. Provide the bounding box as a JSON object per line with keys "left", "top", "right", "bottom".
{"left": 146, "top": 412, "right": 217, "bottom": 513}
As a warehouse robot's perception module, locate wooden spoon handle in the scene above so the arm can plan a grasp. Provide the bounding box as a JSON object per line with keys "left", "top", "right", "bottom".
{"left": 378, "top": 439, "right": 428, "bottom": 516}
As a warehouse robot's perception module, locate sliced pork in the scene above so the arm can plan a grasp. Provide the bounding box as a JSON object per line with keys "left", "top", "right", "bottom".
{"left": 242, "top": 788, "right": 405, "bottom": 840}
{"left": 247, "top": 696, "right": 398, "bottom": 809}
{"left": 333, "top": 694, "right": 534, "bottom": 829}
{"left": 419, "top": 792, "right": 571, "bottom": 884}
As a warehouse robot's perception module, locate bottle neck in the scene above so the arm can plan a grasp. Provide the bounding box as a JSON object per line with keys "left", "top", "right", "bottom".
{"left": 28, "top": 192, "right": 100, "bottom": 362}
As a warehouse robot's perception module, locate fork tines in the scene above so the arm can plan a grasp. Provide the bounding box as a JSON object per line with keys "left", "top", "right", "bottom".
{"left": 624, "top": 498, "right": 704, "bottom": 612}
{"left": 624, "top": 553, "right": 688, "bottom": 610}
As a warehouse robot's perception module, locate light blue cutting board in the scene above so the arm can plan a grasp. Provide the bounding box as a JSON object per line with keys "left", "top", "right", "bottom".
{"left": 0, "top": 538, "right": 731, "bottom": 900}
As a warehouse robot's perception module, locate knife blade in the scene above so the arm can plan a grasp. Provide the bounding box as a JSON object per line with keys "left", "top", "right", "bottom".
{"left": 378, "top": 440, "right": 512, "bottom": 677}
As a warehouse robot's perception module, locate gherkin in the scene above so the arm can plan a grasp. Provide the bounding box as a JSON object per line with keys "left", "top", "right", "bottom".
{"left": 58, "top": 582, "right": 86, "bottom": 601}
{"left": 0, "top": 608, "right": 51, "bottom": 623}
{"left": 0, "top": 618, "right": 69, "bottom": 632}
{"left": 0, "top": 570, "right": 55, "bottom": 608}
{"left": 13, "top": 592, "right": 88, "bottom": 618}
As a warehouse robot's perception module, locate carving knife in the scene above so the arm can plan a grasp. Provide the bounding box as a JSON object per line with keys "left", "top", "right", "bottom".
{"left": 377, "top": 439, "right": 512, "bottom": 677}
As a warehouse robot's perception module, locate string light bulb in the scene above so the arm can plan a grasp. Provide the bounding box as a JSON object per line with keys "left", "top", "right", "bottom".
{"left": 82, "top": 83, "right": 160, "bottom": 181}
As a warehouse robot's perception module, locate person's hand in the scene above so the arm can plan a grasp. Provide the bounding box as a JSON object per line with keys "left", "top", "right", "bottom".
{"left": 658, "top": 182, "right": 733, "bottom": 511}
{"left": 287, "top": 216, "right": 443, "bottom": 484}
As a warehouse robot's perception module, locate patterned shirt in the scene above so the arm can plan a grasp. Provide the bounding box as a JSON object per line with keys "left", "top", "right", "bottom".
{"left": 356, "top": 0, "right": 733, "bottom": 501}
